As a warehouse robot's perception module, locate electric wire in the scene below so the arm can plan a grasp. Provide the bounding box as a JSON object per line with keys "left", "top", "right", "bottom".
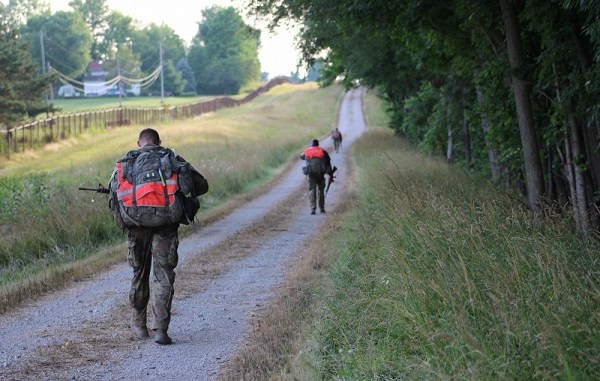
{"left": 50, "top": 64, "right": 162, "bottom": 96}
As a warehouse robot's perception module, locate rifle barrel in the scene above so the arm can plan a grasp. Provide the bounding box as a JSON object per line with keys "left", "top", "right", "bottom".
{"left": 79, "top": 186, "right": 109, "bottom": 193}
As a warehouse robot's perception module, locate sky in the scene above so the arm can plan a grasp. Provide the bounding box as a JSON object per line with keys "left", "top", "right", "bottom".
{"left": 45, "top": 0, "right": 302, "bottom": 77}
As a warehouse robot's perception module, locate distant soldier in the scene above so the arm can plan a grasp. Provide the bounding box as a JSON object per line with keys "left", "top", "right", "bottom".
{"left": 331, "top": 128, "right": 343, "bottom": 153}
{"left": 108, "top": 128, "right": 208, "bottom": 345}
{"left": 301, "top": 139, "right": 334, "bottom": 214}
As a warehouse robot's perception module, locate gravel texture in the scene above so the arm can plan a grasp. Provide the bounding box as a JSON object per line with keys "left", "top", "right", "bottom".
{"left": 0, "top": 87, "right": 366, "bottom": 381}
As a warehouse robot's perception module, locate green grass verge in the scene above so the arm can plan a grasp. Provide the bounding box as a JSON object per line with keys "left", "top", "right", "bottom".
{"left": 0, "top": 82, "right": 344, "bottom": 308}
{"left": 311, "top": 105, "right": 600, "bottom": 378}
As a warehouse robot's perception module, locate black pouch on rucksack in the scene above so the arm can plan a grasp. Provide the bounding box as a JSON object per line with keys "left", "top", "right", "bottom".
{"left": 176, "top": 190, "right": 200, "bottom": 225}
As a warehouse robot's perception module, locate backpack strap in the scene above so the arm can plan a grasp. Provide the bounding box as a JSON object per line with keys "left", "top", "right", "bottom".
{"left": 120, "top": 149, "right": 141, "bottom": 183}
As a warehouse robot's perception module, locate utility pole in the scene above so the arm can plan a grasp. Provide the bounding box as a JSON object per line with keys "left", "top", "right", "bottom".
{"left": 39, "top": 29, "right": 52, "bottom": 106}
{"left": 117, "top": 58, "right": 122, "bottom": 107}
{"left": 159, "top": 42, "right": 165, "bottom": 104}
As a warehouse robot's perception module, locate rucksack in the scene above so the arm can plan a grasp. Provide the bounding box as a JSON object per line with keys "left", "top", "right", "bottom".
{"left": 305, "top": 157, "right": 327, "bottom": 176}
{"left": 302, "top": 146, "right": 327, "bottom": 177}
{"left": 109, "top": 147, "right": 203, "bottom": 228}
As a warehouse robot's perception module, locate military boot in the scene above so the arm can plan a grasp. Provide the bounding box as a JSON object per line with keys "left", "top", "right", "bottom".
{"left": 154, "top": 329, "right": 172, "bottom": 345}
{"left": 130, "top": 308, "right": 149, "bottom": 339}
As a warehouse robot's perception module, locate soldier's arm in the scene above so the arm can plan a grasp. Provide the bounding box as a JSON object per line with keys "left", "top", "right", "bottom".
{"left": 176, "top": 155, "right": 209, "bottom": 196}
{"left": 323, "top": 151, "right": 333, "bottom": 174}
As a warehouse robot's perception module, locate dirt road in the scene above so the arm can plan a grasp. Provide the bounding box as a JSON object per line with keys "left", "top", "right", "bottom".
{"left": 0, "top": 87, "right": 366, "bottom": 381}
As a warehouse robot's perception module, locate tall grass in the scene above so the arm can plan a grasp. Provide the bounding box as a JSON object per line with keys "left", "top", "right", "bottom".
{"left": 0, "top": 83, "right": 343, "bottom": 291}
{"left": 316, "top": 129, "right": 599, "bottom": 379}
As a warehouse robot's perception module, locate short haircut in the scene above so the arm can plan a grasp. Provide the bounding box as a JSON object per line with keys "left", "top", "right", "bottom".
{"left": 139, "top": 128, "right": 160, "bottom": 145}
{"left": 312, "top": 139, "right": 319, "bottom": 146}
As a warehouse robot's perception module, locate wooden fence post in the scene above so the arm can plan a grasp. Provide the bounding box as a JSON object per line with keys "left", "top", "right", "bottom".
{"left": 6, "top": 128, "right": 10, "bottom": 160}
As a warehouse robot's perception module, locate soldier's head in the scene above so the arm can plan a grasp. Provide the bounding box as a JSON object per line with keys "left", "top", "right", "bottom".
{"left": 138, "top": 128, "right": 161, "bottom": 147}
{"left": 311, "top": 139, "right": 319, "bottom": 147}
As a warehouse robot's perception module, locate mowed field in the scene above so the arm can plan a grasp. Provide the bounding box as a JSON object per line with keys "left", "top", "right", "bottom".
{"left": 52, "top": 95, "right": 214, "bottom": 113}
{"left": 49, "top": 82, "right": 264, "bottom": 113}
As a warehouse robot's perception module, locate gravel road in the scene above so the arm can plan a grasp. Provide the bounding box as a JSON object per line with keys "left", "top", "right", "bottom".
{"left": 0, "top": 87, "right": 366, "bottom": 381}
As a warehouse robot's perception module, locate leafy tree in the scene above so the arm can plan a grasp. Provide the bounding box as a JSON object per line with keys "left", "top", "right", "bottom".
{"left": 0, "top": 4, "right": 51, "bottom": 127}
{"left": 188, "top": 6, "right": 260, "bottom": 94}
{"left": 131, "top": 23, "right": 185, "bottom": 95}
{"left": 21, "top": 11, "right": 92, "bottom": 78}
{"left": 69, "top": 0, "right": 108, "bottom": 59}
{"left": 103, "top": 43, "right": 142, "bottom": 95}
{"left": 5, "top": 0, "right": 48, "bottom": 24}
{"left": 305, "top": 60, "right": 322, "bottom": 82}
{"left": 176, "top": 57, "right": 197, "bottom": 94}
{"left": 248, "top": 0, "right": 600, "bottom": 234}
{"left": 103, "top": 10, "right": 136, "bottom": 58}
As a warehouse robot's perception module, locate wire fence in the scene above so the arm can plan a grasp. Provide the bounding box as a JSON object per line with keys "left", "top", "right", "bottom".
{"left": 0, "top": 76, "right": 289, "bottom": 160}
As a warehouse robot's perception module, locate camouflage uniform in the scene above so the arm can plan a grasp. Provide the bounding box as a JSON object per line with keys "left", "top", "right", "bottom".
{"left": 109, "top": 130, "right": 208, "bottom": 344}
{"left": 308, "top": 175, "right": 327, "bottom": 213}
{"left": 331, "top": 129, "right": 343, "bottom": 153}
{"left": 128, "top": 223, "right": 179, "bottom": 332}
{"left": 301, "top": 140, "right": 333, "bottom": 214}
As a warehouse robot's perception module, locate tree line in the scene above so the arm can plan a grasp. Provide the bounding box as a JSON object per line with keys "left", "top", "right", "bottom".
{"left": 0, "top": 0, "right": 261, "bottom": 125}
{"left": 248, "top": 0, "right": 600, "bottom": 236}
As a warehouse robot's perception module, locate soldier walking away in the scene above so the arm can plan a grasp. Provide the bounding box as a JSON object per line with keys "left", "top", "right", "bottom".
{"left": 301, "top": 139, "right": 334, "bottom": 214}
{"left": 331, "top": 128, "right": 343, "bottom": 153}
{"left": 108, "top": 128, "right": 208, "bottom": 345}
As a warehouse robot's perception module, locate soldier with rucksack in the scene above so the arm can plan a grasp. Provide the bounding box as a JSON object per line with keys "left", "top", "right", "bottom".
{"left": 331, "top": 128, "right": 342, "bottom": 153}
{"left": 301, "top": 139, "right": 334, "bottom": 214}
{"left": 108, "top": 128, "right": 208, "bottom": 345}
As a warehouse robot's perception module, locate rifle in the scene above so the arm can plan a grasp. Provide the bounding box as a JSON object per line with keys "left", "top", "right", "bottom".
{"left": 326, "top": 166, "right": 337, "bottom": 194}
{"left": 78, "top": 183, "right": 110, "bottom": 194}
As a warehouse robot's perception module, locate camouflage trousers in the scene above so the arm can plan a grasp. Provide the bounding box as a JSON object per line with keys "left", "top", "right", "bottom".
{"left": 308, "top": 175, "right": 326, "bottom": 212}
{"left": 333, "top": 138, "right": 342, "bottom": 152}
{"left": 127, "top": 223, "right": 179, "bottom": 331}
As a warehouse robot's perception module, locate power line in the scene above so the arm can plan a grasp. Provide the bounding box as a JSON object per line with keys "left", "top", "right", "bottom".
{"left": 50, "top": 64, "right": 162, "bottom": 96}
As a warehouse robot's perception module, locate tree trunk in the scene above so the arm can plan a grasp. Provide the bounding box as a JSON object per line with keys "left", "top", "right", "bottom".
{"left": 462, "top": 91, "right": 472, "bottom": 168}
{"left": 568, "top": 11, "right": 600, "bottom": 231}
{"left": 566, "top": 103, "right": 591, "bottom": 237}
{"left": 550, "top": 146, "right": 570, "bottom": 207}
{"left": 447, "top": 123, "right": 454, "bottom": 163}
{"left": 477, "top": 85, "right": 503, "bottom": 179}
{"left": 463, "top": 116, "right": 471, "bottom": 168}
{"left": 546, "top": 150, "right": 555, "bottom": 201}
{"left": 500, "top": 0, "right": 545, "bottom": 212}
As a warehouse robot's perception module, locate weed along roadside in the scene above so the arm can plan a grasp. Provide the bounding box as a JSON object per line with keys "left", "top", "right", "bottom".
{"left": 221, "top": 92, "right": 600, "bottom": 380}
{"left": 0, "top": 82, "right": 344, "bottom": 313}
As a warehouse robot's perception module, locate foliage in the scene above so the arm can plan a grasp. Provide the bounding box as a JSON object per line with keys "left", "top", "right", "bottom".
{"left": 131, "top": 23, "right": 186, "bottom": 95}
{"left": 3, "top": 0, "right": 49, "bottom": 24}
{"left": 103, "top": 11, "right": 135, "bottom": 57}
{"left": 188, "top": 6, "right": 261, "bottom": 95}
{"left": 22, "top": 10, "right": 92, "bottom": 77}
{"left": 0, "top": 3, "right": 51, "bottom": 127}
{"left": 176, "top": 57, "right": 197, "bottom": 94}
{"left": 68, "top": 0, "right": 109, "bottom": 60}
{"left": 248, "top": 0, "right": 600, "bottom": 234}
{"left": 102, "top": 43, "right": 142, "bottom": 80}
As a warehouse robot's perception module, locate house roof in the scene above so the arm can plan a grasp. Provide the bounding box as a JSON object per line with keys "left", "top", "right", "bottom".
{"left": 88, "top": 60, "right": 104, "bottom": 72}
